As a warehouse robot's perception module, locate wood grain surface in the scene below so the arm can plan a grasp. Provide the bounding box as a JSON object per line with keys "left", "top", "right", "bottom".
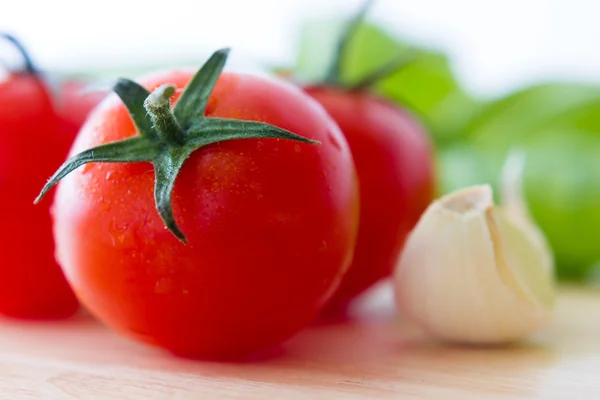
{"left": 0, "top": 284, "right": 599, "bottom": 399}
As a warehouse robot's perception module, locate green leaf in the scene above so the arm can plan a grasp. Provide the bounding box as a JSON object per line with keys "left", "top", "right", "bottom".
{"left": 187, "top": 118, "right": 320, "bottom": 148}
{"left": 520, "top": 130, "right": 600, "bottom": 281}
{"left": 374, "top": 53, "right": 481, "bottom": 145}
{"left": 174, "top": 48, "right": 230, "bottom": 130}
{"left": 35, "top": 137, "right": 157, "bottom": 204}
{"left": 463, "top": 83, "right": 600, "bottom": 148}
{"left": 153, "top": 148, "right": 194, "bottom": 243}
{"left": 114, "top": 79, "right": 156, "bottom": 139}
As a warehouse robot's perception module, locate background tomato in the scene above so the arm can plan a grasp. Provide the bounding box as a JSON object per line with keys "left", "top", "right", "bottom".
{"left": 305, "top": 86, "right": 436, "bottom": 313}
{"left": 0, "top": 35, "right": 82, "bottom": 318}
{"left": 49, "top": 61, "right": 360, "bottom": 359}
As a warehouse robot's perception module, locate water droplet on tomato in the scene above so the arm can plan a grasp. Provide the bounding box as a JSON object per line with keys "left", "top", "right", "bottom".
{"left": 327, "top": 132, "right": 342, "bottom": 150}
{"left": 105, "top": 171, "right": 113, "bottom": 180}
{"left": 107, "top": 220, "right": 136, "bottom": 249}
{"left": 294, "top": 144, "right": 301, "bottom": 153}
{"left": 318, "top": 240, "right": 328, "bottom": 252}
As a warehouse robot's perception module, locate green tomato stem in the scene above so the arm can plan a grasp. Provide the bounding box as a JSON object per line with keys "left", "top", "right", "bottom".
{"left": 144, "top": 84, "right": 186, "bottom": 145}
{"left": 324, "top": 0, "right": 374, "bottom": 86}
{"left": 0, "top": 33, "right": 37, "bottom": 74}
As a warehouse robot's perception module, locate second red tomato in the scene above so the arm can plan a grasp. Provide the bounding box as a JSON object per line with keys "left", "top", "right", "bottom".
{"left": 305, "top": 86, "right": 436, "bottom": 312}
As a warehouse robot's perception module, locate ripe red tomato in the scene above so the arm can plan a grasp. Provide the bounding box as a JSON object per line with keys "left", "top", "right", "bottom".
{"left": 0, "top": 33, "right": 105, "bottom": 319}
{"left": 0, "top": 54, "right": 80, "bottom": 318}
{"left": 49, "top": 64, "right": 359, "bottom": 358}
{"left": 304, "top": 86, "right": 435, "bottom": 312}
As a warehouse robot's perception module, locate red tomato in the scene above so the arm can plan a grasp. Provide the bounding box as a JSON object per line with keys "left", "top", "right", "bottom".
{"left": 304, "top": 86, "right": 435, "bottom": 312}
{"left": 0, "top": 33, "right": 104, "bottom": 318}
{"left": 51, "top": 70, "right": 359, "bottom": 359}
{"left": 0, "top": 71, "right": 80, "bottom": 318}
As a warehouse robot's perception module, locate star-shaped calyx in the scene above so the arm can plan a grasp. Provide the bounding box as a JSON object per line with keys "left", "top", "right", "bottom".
{"left": 34, "top": 48, "right": 320, "bottom": 244}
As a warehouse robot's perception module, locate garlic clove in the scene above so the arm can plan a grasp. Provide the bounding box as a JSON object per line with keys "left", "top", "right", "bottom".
{"left": 393, "top": 152, "right": 555, "bottom": 345}
{"left": 487, "top": 207, "right": 554, "bottom": 309}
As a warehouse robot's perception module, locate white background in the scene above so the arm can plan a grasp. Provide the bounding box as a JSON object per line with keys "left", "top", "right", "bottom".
{"left": 1, "top": 0, "right": 598, "bottom": 99}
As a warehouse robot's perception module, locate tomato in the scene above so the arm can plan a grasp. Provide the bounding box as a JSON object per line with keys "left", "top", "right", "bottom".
{"left": 0, "top": 35, "right": 80, "bottom": 318}
{"left": 304, "top": 86, "right": 435, "bottom": 312}
{"left": 45, "top": 50, "right": 359, "bottom": 359}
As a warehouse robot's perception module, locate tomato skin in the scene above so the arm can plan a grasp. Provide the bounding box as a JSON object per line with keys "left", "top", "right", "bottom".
{"left": 52, "top": 70, "right": 359, "bottom": 358}
{"left": 0, "top": 74, "right": 79, "bottom": 319}
{"left": 304, "top": 86, "right": 435, "bottom": 312}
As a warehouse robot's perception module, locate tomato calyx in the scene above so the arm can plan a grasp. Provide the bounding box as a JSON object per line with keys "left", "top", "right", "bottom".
{"left": 319, "top": 0, "right": 419, "bottom": 93}
{"left": 34, "top": 48, "right": 320, "bottom": 244}
{"left": 323, "top": 0, "right": 373, "bottom": 87}
{"left": 0, "top": 33, "right": 36, "bottom": 74}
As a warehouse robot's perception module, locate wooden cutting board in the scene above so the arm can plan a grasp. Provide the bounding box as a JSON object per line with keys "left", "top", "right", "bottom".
{"left": 1, "top": 284, "right": 599, "bottom": 399}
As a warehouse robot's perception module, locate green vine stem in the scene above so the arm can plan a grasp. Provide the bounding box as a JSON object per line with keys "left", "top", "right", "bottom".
{"left": 324, "top": 0, "right": 374, "bottom": 86}
{"left": 34, "top": 47, "right": 320, "bottom": 244}
{"left": 0, "top": 33, "right": 36, "bottom": 74}
{"left": 143, "top": 84, "right": 186, "bottom": 145}
{"left": 322, "top": 0, "right": 420, "bottom": 91}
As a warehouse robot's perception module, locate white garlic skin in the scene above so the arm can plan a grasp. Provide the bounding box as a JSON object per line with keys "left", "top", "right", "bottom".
{"left": 393, "top": 184, "right": 554, "bottom": 345}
